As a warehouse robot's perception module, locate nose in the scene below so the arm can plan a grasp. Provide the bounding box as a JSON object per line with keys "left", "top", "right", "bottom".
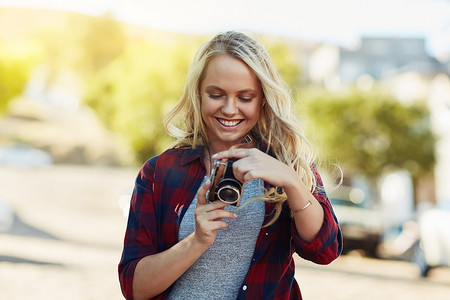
{"left": 221, "top": 97, "right": 238, "bottom": 116}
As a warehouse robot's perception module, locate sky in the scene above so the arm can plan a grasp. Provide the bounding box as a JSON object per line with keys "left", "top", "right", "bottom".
{"left": 1, "top": 0, "right": 449, "bottom": 59}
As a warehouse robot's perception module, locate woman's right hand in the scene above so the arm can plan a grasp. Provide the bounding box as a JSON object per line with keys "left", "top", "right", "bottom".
{"left": 132, "top": 180, "right": 237, "bottom": 300}
{"left": 193, "top": 180, "right": 237, "bottom": 247}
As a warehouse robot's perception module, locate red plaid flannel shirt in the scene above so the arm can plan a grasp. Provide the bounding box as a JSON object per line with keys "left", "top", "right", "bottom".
{"left": 118, "top": 146, "right": 342, "bottom": 299}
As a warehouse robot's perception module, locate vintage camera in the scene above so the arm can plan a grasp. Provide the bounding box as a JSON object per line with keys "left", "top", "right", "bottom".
{"left": 207, "top": 158, "right": 244, "bottom": 206}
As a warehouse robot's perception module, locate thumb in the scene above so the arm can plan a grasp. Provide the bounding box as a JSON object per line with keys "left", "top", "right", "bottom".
{"left": 196, "top": 179, "right": 211, "bottom": 206}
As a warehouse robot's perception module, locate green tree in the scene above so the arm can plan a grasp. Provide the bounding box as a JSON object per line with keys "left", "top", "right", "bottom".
{"left": 300, "top": 88, "right": 435, "bottom": 185}
{"left": 266, "top": 41, "right": 302, "bottom": 96}
{"left": 0, "top": 46, "right": 33, "bottom": 114}
{"left": 70, "top": 12, "right": 127, "bottom": 74}
{"left": 35, "top": 12, "right": 126, "bottom": 87}
{"left": 84, "top": 40, "right": 197, "bottom": 163}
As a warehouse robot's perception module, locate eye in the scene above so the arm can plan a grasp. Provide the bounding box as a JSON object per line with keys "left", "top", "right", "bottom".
{"left": 238, "top": 91, "right": 256, "bottom": 102}
{"left": 208, "top": 94, "right": 223, "bottom": 99}
{"left": 239, "top": 97, "right": 253, "bottom": 102}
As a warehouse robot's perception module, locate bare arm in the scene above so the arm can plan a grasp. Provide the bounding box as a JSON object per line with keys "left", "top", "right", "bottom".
{"left": 283, "top": 173, "right": 324, "bottom": 242}
{"left": 132, "top": 181, "right": 237, "bottom": 300}
{"left": 133, "top": 232, "right": 207, "bottom": 299}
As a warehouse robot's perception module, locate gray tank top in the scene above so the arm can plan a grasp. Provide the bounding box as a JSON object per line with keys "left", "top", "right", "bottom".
{"left": 168, "top": 178, "right": 265, "bottom": 300}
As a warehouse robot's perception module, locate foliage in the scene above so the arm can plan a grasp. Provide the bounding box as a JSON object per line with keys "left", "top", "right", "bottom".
{"left": 266, "top": 42, "right": 302, "bottom": 93}
{"left": 299, "top": 88, "right": 435, "bottom": 181}
{"left": 36, "top": 13, "right": 126, "bottom": 82}
{"left": 84, "top": 40, "right": 197, "bottom": 163}
{"left": 69, "top": 13, "right": 127, "bottom": 74}
{"left": 0, "top": 45, "right": 34, "bottom": 114}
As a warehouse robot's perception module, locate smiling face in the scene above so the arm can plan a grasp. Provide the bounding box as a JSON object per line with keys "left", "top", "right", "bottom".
{"left": 200, "top": 55, "right": 264, "bottom": 154}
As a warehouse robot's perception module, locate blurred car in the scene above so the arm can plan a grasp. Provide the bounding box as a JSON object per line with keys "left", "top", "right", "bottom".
{"left": 0, "top": 144, "right": 53, "bottom": 167}
{"left": 0, "top": 199, "right": 14, "bottom": 233}
{"left": 330, "top": 185, "right": 383, "bottom": 257}
{"left": 414, "top": 200, "right": 450, "bottom": 276}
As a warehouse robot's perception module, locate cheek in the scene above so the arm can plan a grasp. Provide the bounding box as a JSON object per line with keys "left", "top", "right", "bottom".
{"left": 202, "top": 99, "right": 220, "bottom": 117}
{"left": 243, "top": 104, "right": 262, "bottom": 122}
{"left": 201, "top": 100, "right": 215, "bottom": 124}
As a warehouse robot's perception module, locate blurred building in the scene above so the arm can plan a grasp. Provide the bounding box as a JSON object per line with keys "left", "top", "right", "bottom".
{"left": 339, "top": 37, "right": 448, "bottom": 83}
{"left": 307, "top": 36, "right": 449, "bottom": 88}
{"left": 307, "top": 36, "right": 450, "bottom": 207}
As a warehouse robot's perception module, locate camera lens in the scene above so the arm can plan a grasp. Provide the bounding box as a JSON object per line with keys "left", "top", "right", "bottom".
{"left": 209, "top": 159, "right": 242, "bottom": 205}
{"left": 218, "top": 185, "right": 240, "bottom": 203}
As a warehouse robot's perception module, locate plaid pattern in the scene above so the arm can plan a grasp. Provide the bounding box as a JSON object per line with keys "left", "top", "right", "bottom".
{"left": 118, "top": 146, "right": 342, "bottom": 300}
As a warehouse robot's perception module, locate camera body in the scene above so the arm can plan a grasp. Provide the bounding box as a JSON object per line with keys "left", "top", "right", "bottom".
{"left": 207, "top": 158, "right": 244, "bottom": 206}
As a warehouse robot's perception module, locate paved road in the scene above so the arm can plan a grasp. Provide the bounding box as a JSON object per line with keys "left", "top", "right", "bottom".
{"left": 1, "top": 165, "right": 449, "bottom": 299}
{"left": 295, "top": 254, "right": 450, "bottom": 300}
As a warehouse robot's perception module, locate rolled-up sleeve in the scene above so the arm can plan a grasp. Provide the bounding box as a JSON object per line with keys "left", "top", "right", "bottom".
{"left": 292, "top": 165, "right": 343, "bottom": 264}
{"left": 118, "top": 159, "right": 158, "bottom": 300}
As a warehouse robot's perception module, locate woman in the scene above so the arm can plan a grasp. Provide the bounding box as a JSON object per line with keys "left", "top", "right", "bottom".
{"left": 119, "top": 31, "right": 342, "bottom": 300}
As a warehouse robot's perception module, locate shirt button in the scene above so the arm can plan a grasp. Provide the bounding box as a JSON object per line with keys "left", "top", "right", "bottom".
{"left": 265, "top": 232, "right": 269, "bottom": 236}
{"left": 242, "top": 285, "right": 247, "bottom": 291}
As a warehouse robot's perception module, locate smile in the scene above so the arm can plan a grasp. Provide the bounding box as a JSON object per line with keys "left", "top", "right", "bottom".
{"left": 217, "top": 118, "right": 242, "bottom": 127}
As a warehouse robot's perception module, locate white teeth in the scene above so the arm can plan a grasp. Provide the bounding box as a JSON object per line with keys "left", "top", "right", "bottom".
{"left": 219, "top": 119, "right": 240, "bottom": 126}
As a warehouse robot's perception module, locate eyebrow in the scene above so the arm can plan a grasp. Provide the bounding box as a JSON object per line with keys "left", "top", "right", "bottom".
{"left": 204, "top": 85, "right": 257, "bottom": 94}
{"left": 204, "top": 85, "right": 224, "bottom": 92}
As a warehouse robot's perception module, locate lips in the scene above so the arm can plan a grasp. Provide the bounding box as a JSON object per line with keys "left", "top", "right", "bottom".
{"left": 217, "top": 118, "right": 242, "bottom": 127}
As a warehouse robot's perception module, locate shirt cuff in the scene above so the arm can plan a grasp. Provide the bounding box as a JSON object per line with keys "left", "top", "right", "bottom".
{"left": 291, "top": 202, "right": 340, "bottom": 260}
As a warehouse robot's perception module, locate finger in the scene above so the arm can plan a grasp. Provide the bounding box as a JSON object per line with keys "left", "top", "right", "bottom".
{"left": 194, "top": 204, "right": 237, "bottom": 223}
{"left": 242, "top": 169, "right": 259, "bottom": 182}
{"left": 212, "top": 148, "right": 253, "bottom": 160}
{"left": 197, "top": 221, "right": 229, "bottom": 238}
{"left": 203, "top": 200, "right": 231, "bottom": 212}
{"left": 208, "top": 209, "right": 237, "bottom": 221}
{"left": 196, "top": 180, "right": 211, "bottom": 206}
{"left": 196, "top": 182, "right": 230, "bottom": 210}
{"left": 233, "top": 166, "right": 261, "bottom": 184}
{"left": 209, "top": 220, "right": 229, "bottom": 230}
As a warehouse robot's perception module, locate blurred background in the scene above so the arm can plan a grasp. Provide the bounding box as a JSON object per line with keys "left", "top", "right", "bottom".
{"left": 0, "top": 0, "right": 450, "bottom": 299}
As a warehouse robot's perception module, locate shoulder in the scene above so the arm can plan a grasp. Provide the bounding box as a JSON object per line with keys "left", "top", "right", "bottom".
{"left": 144, "top": 147, "right": 194, "bottom": 164}
{"left": 142, "top": 146, "right": 203, "bottom": 174}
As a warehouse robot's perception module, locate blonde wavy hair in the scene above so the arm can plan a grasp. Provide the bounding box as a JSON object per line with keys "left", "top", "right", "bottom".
{"left": 164, "top": 31, "right": 316, "bottom": 225}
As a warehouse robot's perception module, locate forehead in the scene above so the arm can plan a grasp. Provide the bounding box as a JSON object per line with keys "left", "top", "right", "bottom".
{"left": 201, "top": 55, "right": 260, "bottom": 90}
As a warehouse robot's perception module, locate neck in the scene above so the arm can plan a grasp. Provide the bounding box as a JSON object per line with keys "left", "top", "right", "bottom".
{"left": 206, "top": 134, "right": 256, "bottom": 156}
{"left": 203, "top": 147, "right": 213, "bottom": 177}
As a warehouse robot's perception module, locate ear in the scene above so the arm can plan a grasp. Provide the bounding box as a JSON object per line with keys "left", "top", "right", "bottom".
{"left": 262, "top": 98, "right": 266, "bottom": 107}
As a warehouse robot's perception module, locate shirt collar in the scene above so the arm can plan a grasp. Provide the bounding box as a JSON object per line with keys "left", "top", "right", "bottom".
{"left": 180, "top": 145, "right": 204, "bottom": 166}
{"left": 178, "top": 142, "right": 272, "bottom": 167}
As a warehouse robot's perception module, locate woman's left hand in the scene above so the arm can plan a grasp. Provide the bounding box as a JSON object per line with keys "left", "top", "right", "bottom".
{"left": 214, "top": 148, "right": 325, "bottom": 242}
{"left": 212, "top": 148, "right": 299, "bottom": 189}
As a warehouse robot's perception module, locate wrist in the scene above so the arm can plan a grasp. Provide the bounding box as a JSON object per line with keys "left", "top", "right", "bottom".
{"left": 283, "top": 174, "right": 314, "bottom": 211}
{"left": 189, "top": 232, "right": 214, "bottom": 251}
